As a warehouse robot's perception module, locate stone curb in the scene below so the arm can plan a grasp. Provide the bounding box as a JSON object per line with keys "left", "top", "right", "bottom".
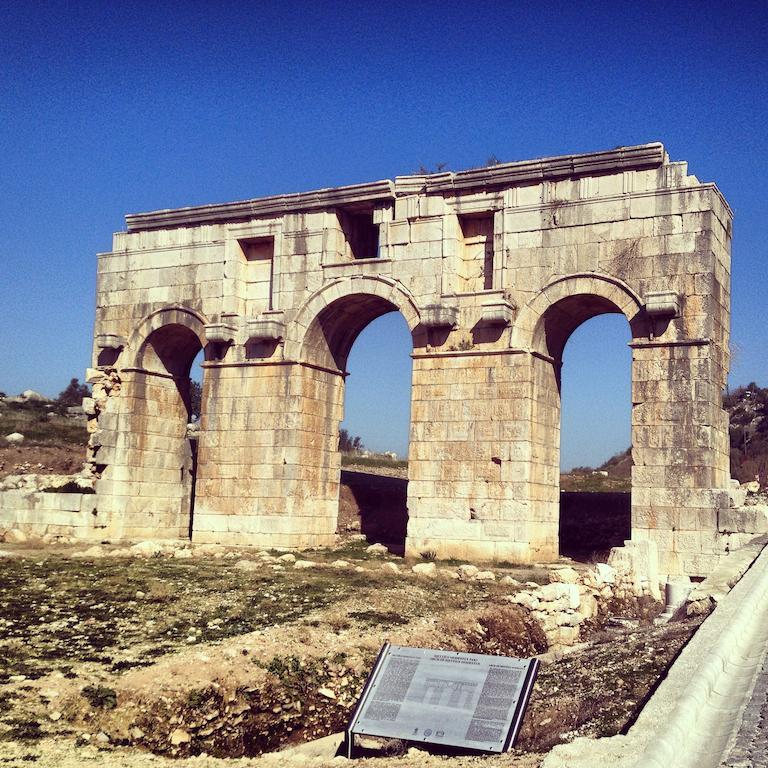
{"left": 543, "top": 538, "right": 768, "bottom": 768}
{"left": 634, "top": 538, "right": 768, "bottom": 768}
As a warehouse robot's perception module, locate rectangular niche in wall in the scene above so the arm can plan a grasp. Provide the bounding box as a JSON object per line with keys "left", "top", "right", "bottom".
{"left": 338, "top": 208, "right": 379, "bottom": 260}
{"left": 458, "top": 214, "right": 494, "bottom": 292}
{"left": 239, "top": 236, "right": 275, "bottom": 310}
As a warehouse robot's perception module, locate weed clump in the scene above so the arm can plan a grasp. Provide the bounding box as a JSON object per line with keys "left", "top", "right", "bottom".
{"left": 81, "top": 685, "right": 117, "bottom": 710}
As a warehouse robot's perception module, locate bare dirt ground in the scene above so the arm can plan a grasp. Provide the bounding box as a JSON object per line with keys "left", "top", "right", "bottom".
{"left": 0, "top": 539, "right": 701, "bottom": 768}
{"left": 0, "top": 423, "right": 700, "bottom": 765}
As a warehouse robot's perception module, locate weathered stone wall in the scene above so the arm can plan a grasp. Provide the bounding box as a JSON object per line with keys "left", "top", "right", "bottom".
{"left": 64, "top": 143, "right": 737, "bottom": 574}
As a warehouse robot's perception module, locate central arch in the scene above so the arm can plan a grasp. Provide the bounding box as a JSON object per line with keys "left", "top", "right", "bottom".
{"left": 289, "top": 278, "right": 420, "bottom": 551}
{"left": 287, "top": 275, "right": 421, "bottom": 370}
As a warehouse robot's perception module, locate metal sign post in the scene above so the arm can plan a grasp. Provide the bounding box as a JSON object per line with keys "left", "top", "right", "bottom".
{"left": 345, "top": 643, "right": 539, "bottom": 757}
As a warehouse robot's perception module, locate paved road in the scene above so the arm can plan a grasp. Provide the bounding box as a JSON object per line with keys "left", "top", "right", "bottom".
{"left": 721, "top": 639, "right": 768, "bottom": 768}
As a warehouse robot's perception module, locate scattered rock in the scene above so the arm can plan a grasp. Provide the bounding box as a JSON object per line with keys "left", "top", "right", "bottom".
{"left": 170, "top": 728, "right": 191, "bottom": 746}
{"left": 412, "top": 562, "right": 437, "bottom": 578}
{"left": 129, "top": 541, "right": 164, "bottom": 558}
{"left": 380, "top": 562, "right": 399, "bottom": 573}
{"left": 317, "top": 687, "right": 336, "bottom": 699}
{"left": 278, "top": 553, "right": 296, "bottom": 564}
{"left": 330, "top": 559, "right": 350, "bottom": 568}
{"left": 474, "top": 570, "right": 496, "bottom": 582}
{"left": 508, "top": 591, "right": 540, "bottom": 610}
{"left": 234, "top": 559, "right": 260, "bottom": 572}
{"left": 72, "top": 545, "right": 105, "bottom": 559}
{"left": 539, "top": 583, "right": 581, "bottom": 609}
{"left": 500, "top": 575, "right": 521, "bottom": 586}
{"left": 366, "top": 543, "right": 389, "bottom": 556}
{"left": 294, "top": 560, "right": 315, "bottom": 569}
{"left": 4, "top": 528, "right": 27, "bottom": 543}
{"left": 4, "top": 432, "right": 24, "bottom": 444}
{"left": 550, "top": 566, "right": 579, "bottom": 584}
{"left": 457, "top": 564, "right": 480, "bottom": 580}
{"left": 173, "top": 548, "right": 193, "bottom": 559}
{"left": 20, "top": 390, "right": 50, "bottom": 402}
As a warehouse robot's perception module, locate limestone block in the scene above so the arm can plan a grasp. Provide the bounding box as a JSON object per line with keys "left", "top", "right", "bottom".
{"left": 550, "top": 566, "right": 579, "bottom": 584}
{"left": 412, "top": 562, "right": 437, "bottom": 578}
{"left": 539, "top": 583, "right": 580, "bottom": 609}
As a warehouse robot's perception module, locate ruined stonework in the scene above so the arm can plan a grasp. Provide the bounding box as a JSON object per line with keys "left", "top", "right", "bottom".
{"left": 81, "top": 143, "right": 733, "bottom": 575}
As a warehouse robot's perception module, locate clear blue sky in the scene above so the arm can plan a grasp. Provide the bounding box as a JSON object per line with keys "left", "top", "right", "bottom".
{"left": 1, "top": 1, "right": 766, "bottom": 468}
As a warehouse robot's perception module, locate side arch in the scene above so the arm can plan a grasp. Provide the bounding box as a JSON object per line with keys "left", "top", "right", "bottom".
{"left": 511, "top": 273, "right": 647, "bottom": 359}
{"left": 285, "top": 275, "right": 422, "bottom": 368}
{"left": 125, "top": 306, "right": 209, "bottom": 374}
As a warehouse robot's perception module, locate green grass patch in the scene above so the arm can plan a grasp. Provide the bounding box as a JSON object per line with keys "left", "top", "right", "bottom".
{"left": 340, "top": 454, "right": 407, "bottom": 470}
{"left": 0, "top": 405, "right": 87, "bottom": 445}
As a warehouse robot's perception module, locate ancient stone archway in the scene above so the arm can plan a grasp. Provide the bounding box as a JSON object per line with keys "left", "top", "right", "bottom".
{"left": 91, "top": 307, "right": 208, "bottom": 540}
{"left": 83, "top": 143, "right": 735, "bottom": 574}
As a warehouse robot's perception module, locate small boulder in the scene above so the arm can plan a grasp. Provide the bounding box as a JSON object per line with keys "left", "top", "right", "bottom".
{"left": 457, "top": 564, "right": 480, "bottom": 581}
{"left": 174, "top": 548, "right": 193, "bottom": 559}
{"left": 233, "top": 559, "right": 259, "bottom": 571}
{"left": 380, "top": 562, "right": 400, "bottom": 574}
{"left": 294, "top": 560, "right": 315, "bottom": 569}
{"left": 550, "top": 566, "right": 579, "bottom": 584}
{"left": 474, "top": 570, "right": 496, "bottom": 582}
{"left": 170, "top": 728, "right": 191, "bottom": 746}
{"left": 4, "top": 529, "right": 27, "bottom": 544}
{"left": 330, "top": 559, "right": 350, "bottom": 568}
{"left": 366, "top": 543, "right": 389, "bottom": 556}
{"left": 129, "top": 541, "right": 164, "bottom": 558}
{"left": 21, "top": 390, "right": 49, "bottom": 402}
{"left": 539, "top": 583, "right": 580, "bottom": 609}
{"left": 278, "top": 553, "right": 296, "bottom": 564}
{"left": 500, "top": 575, "right": 521, "bottom": 586}
{"left": 412, "top": 562, "right": 437, "bottom": 578}
{"left": 594, "top": 563, "right": 616, "bottom": 585}
{"left": 72, "top": 545, "right": 104, "bottom": 559}
{"left": 507, "top": 591, "right": 539, "bottom": 610}
{"left": 4, "top": 433, "right": 24, "bottom": 445}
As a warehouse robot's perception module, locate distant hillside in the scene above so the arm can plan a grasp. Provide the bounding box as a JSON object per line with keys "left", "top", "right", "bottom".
{"left": 568, "top": 383, "right": 768, "bottom": 489}
{"left": 724, "top": 382, "right": 768, "bottom": 485}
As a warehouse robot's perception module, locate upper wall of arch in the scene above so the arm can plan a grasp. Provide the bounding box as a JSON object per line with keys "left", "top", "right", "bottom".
{"left": 93, "top": 143, "right": 731, "bottom": 382}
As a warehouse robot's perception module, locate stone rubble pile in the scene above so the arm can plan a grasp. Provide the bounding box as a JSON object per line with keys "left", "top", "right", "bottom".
{"left": 0, "top": 530, "right": 665, "bottom": 647}
{"left": 0, "top": 473, "right": 95, "bottom": 493}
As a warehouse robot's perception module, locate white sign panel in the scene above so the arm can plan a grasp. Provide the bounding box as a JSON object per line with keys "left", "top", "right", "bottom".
{"left": 346, "top": 643, "right": 539, "bottom": 755}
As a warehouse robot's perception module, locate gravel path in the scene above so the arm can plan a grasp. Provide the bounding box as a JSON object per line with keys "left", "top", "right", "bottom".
{"left": 721, "top": 639, "right": 768, "bottom": 768}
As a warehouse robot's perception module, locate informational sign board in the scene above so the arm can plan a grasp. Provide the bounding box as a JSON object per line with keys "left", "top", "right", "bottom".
{"left": 345, "top": 643, "right": 539, "bottom": 756}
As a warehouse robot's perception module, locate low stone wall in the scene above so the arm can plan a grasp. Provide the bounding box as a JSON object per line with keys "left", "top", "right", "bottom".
{"left": 0, "top": 474, "right": 100, "bottom": 539}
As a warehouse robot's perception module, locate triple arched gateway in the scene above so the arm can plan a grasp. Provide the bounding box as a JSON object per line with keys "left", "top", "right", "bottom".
{"left": 87, "top": 143, "right": 735, "bottom": 575}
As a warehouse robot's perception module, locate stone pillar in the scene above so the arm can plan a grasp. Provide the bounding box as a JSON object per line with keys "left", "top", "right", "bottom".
{"left": 630, "top": 339, "right": 731, "bottom": 575}
{"left": 192, "top": 359, "right": 343, "bottom": 548}
{"left": 93, "top": 369, "right": 193, "bottom": 540}
{"left": 405, "top": 348, "right": 558, "bottom": 563}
